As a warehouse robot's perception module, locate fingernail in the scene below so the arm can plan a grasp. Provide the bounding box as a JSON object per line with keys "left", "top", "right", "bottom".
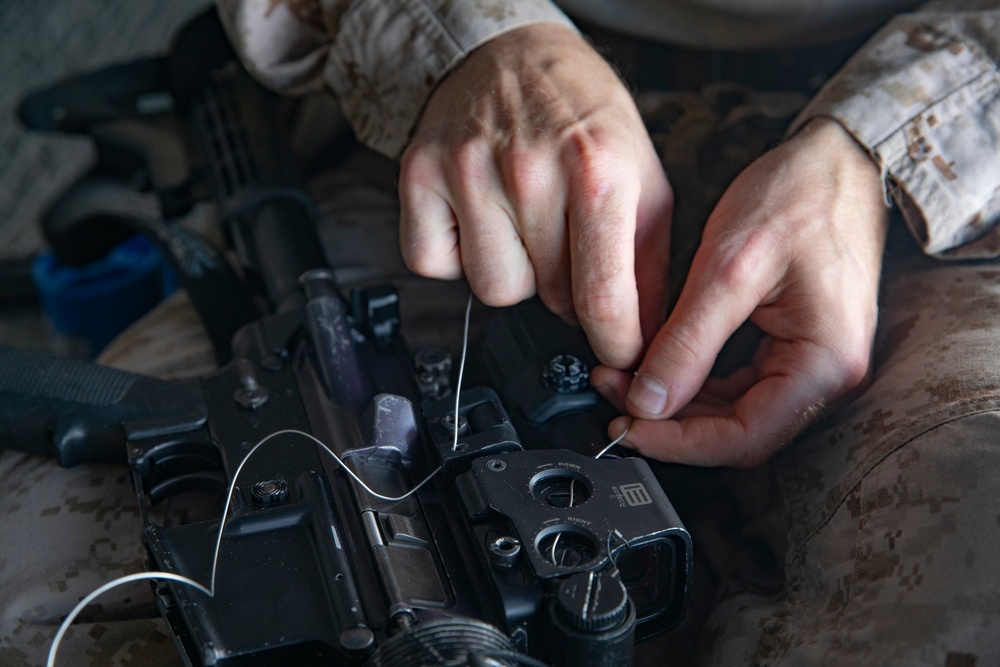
{"left": 627, "top": 373, "right": 669, "bottom": 416}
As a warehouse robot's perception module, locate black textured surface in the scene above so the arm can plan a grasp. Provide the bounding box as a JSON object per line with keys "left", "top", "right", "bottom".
{"left": 0, "top": 345, "right": 135, "bottom": 405}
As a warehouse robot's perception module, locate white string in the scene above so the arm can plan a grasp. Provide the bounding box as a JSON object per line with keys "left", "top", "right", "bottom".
{"left": 208, "top": 292, "right": 476, "bottom": 598}
{"left": 44, "top": 428, "right": 439, "bottom": 667}
{"left": 548, "top": 477, "right": 579, "bottom": 565}
{"left": 594, "top": 424, "right": 631, "bottom": 459}
{"left": 46, "top": 572, "right": 211, "bottom": 667}
{"left": 50, "top": 291, "right": 639, "bottom": 662}
{"left": 607, "top": 529, "right": 630, "bottom": 569}
{"left": 451, "top": 294, "right": 473, "bottom": 451}
{"left": 50, "top": 291, "right": 478, "bottom": 666}
{"left": 208, "top": 428, "right": 445, "bottom": 594}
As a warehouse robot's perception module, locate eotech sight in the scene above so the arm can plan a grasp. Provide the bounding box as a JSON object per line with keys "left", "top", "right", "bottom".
{"left": 3, "top": 10, "right": 691, "bottom": 666}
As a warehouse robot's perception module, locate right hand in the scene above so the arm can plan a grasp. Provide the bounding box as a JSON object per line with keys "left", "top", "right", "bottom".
{"left": 398, "top": 23, "right": 674, "bottom": 370}
{"left": 591, "top": 118, "right": 890, "bottom": 467}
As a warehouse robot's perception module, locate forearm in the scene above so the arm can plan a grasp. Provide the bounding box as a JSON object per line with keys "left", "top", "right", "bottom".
{"left": 789, "top": 0, "right": 1000, "bottom": 258}
{"left": 215, "top": 0, "right": 575, "bottom": 158}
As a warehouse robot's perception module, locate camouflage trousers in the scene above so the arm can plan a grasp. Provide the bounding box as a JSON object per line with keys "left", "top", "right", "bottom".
{"left": 2, "top": 89, "right": 1000, "bottom": 667}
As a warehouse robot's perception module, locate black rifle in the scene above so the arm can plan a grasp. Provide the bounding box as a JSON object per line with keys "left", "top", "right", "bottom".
{"left": 2, "top": 10, "right": 691, "bottom": 666}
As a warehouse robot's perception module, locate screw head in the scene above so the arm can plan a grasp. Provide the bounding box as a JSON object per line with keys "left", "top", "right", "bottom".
{"left": 489, "top": 535, "right": 522, "bottom": 568}
{"left": 442, "top": 413, "right": 469, "bottom": 435}
{"left": 414, "top": 346, "right": 452, "bottom": 375}
{"left": 234, "top": 359, "right": 269, "bottom": 409}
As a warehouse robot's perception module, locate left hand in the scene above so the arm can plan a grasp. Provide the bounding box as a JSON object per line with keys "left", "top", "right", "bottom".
{"left": 591, "top": 118, "right": 890, "bottom": 467}
{"left": 398, "top": 24, "right": 673, "bottom": 370}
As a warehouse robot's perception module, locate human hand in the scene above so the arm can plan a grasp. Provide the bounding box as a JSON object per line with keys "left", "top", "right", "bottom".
{"left": 592, "top": 117, "right": 890, "bottom": 467}
{"left": 399, "top": 24, "right": 673, "bottom": 369}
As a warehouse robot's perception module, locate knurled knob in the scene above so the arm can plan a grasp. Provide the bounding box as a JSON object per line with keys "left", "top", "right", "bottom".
{"left": 555, "top": 571, "right": 629, "bottom": 633}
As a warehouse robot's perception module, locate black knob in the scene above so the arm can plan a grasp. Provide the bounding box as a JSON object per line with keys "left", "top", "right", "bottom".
{"left": 543, "top": 354, "right": 589, "bottom": 393}
{"left": 555, "top": 571, "right": 629, "bottom": 633}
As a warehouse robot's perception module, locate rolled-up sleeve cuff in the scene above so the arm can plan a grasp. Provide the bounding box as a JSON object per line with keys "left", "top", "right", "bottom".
{"left": 327, "top": 0, "right": 575, "bottom": 159}
{"left": 789, "top": 9, "right": 1000, "bottom": 257}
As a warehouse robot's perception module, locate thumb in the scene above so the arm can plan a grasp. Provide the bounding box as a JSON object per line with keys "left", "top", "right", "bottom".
{"left": 625, "top": 256, "right": 761, "bottom": 419}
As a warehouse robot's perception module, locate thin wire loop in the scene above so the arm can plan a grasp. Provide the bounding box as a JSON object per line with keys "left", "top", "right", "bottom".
{"left": 451, "top": 294, "right": 473, "bottom": 451}
{"left": 209, "top": 431, "right": 444, "bottom": 594}
{"left": 210, "top": 293, "right": 475, "bottom": 592}
{"left": 594, "top": 424, "right": 631, "bottom": 459}
{"left": 50, "top": 290, "right": 638, "bottom": 665}
{"left": 46, "top": 572, "right": 211, "bottom": 667}
{"left": 50, "top": 292, "right": 478, "bottom": 666}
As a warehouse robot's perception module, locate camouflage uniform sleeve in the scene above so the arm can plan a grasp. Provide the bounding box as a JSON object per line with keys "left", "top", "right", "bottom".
{"left": 789, "top": 1, "right": 1000, "bottom": 258}
{"left": 215, "top": 0, "right": 575, "bottom": 159}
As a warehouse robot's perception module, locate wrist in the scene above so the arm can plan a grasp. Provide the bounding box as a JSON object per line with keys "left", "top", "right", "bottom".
{"left": 793, "top": 116, "right": 890, "bottom": 232}
{"left": 793, "top": 117, "right": 884, "bottom": 186}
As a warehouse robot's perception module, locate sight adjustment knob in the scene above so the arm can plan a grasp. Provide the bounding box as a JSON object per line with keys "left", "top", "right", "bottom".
{"left": 555, "top": 570, "right": 629, "bottom": 633}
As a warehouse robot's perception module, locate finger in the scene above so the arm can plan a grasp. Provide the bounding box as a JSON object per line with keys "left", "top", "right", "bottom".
{"left": 597, "top": 364, "right": 755, "bottom": 420}
{"left": 633, "top": 152, "right": 673, "bottom": 343}
{"left": 683, "top": 367, "right": 759, "bottom": 410}
{"left": 399, "top": 148, "right": 463, "bottom": 280}
{"left": 613, "top": 343, "right": 837, "bottom": 467}
{"left": 446, "top": 144, "right": 535, "bottom": 305}
{"left": 591, "top": 365, "right": 631, "bottom": 414}
{"left": 500, "top": 148, "right": 574, "bottom": 320}
{"left": 625, "top": 245, "right": 768, "bottom": 419}
{"left": 566, "top": 151, "right": 644, "bottom": 370}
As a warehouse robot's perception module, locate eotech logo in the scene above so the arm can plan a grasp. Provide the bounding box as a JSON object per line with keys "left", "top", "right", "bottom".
{"left": 618, "top": 482, "right": 652, "bottom": 507}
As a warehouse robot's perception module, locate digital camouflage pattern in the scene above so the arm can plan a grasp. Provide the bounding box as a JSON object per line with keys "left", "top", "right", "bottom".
{"left": 788, "top": 0, "right": 1000, "bottom": 260}
{"left": 0, "top": 451, "right": 180, "bottom": 666}
{"left": 636, "top": 85, "right": 1000, "bottom": 666}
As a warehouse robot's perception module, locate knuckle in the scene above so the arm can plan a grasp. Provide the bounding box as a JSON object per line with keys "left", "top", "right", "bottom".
{"left": 837, "top": 346, "right": 872, "bottom": 391}
{"left": 399, "top": 144, "right": 437, "bottom": 194}
{"left": 575, "top": 286, "right": 628, "bottom": 328}
{"left": 735, "top": 443, "right": 772, "bottom": 469}
{"left": 397, "top": 211, "right": 455, "bottom": 280}
{"left": 565, "top": 136, "right": 624, "bottom": 198}
{"left": 709, "top": 233, "right": 766, "bottom": 294}
{"left": 401, "top": 239, "right": 457, "bottom": 279}
{"left": 657, "top": 324, "right": 710, "bottom": 369}
{"left": 502, "top": 150, "right": 551, "bottom": 205}
{"left": 819, "top": 317, "right": 876, "bottom": 395}
{"left": 470, "top": 269, "right": 532, "bottom": 307}
{"left": 451, "top": 140, "right": 492, "bottom": 187}
{"left": 713, "top": 254, "right": 753, "bottom": 293}
{"left": 401, "top": 245, "right": 442, "bottom": 278}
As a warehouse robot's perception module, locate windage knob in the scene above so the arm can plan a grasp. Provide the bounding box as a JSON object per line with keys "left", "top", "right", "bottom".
{"left": 555, "top": 571, "right": 629, "bottom": 633}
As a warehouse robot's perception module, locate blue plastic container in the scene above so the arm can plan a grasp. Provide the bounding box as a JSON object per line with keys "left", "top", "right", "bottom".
{"left": 32, "top": 235, "right": 172, "bottom": 355}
